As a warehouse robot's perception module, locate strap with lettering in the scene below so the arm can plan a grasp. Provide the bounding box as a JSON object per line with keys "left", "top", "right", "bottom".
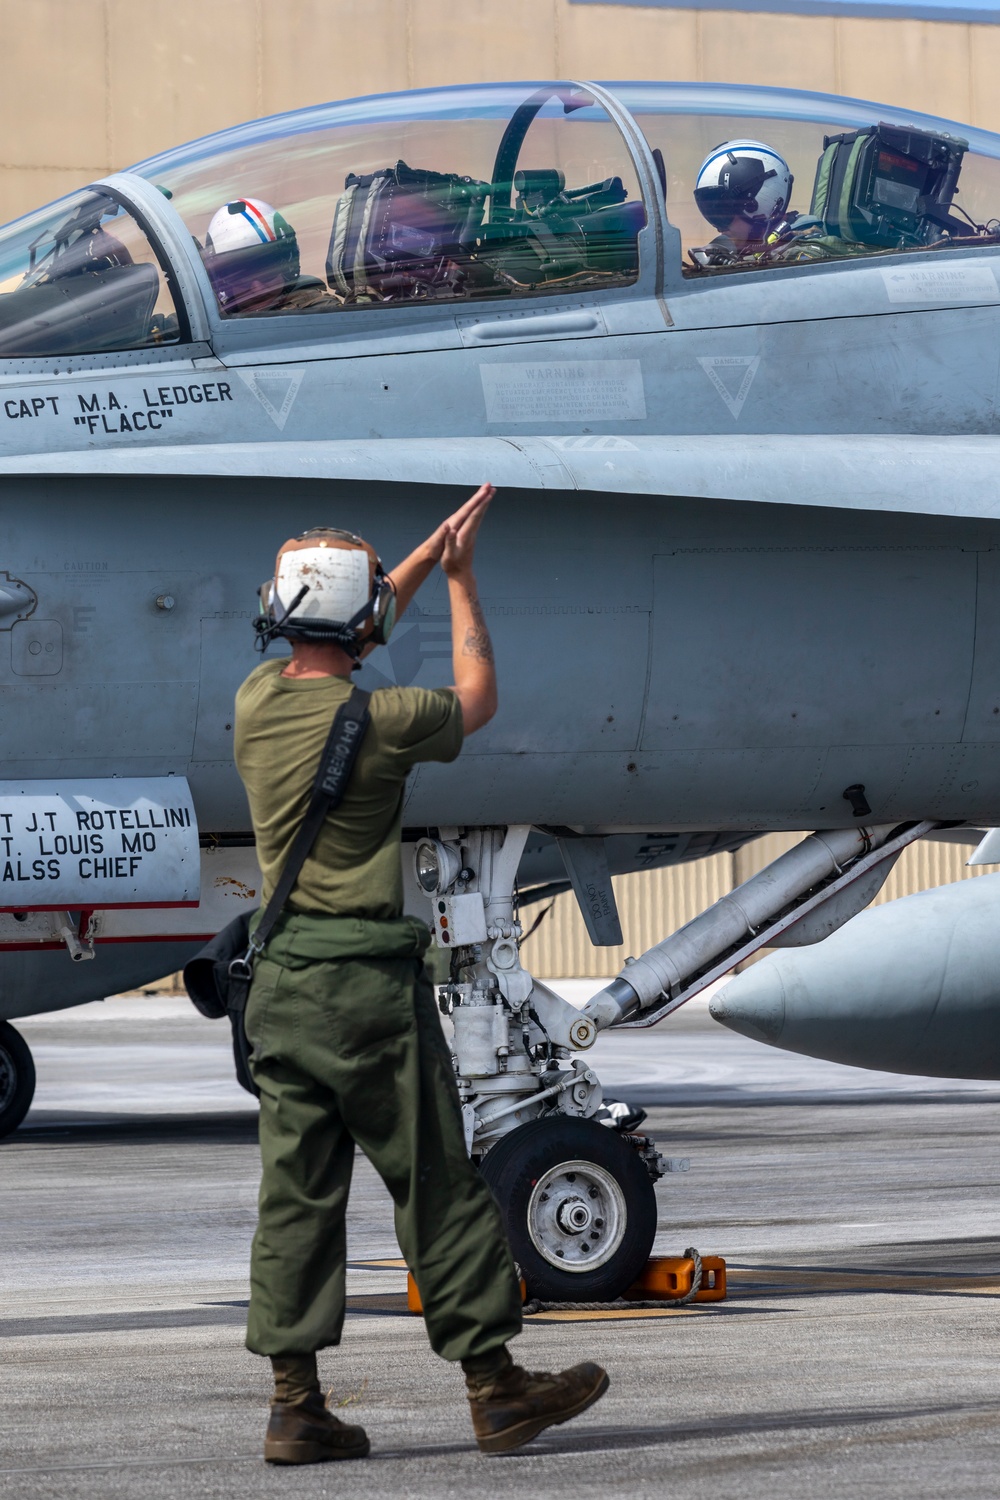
{"left": 229, "top": 687, "right": 371, "bottom": 980}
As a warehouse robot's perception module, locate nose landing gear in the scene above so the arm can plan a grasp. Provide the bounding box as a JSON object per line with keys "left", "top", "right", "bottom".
{"left": 414, "top": 825, "right": 664, "bottom": 1302}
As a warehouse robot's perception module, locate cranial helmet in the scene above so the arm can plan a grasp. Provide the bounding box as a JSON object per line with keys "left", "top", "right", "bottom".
{"left": 255, "top": 529, "right": 396, "bottom": 656}
{"left": 202, "top": 197, "right": 299, "bottom": 311}
{"left": 694, "top": 141, "right": 793, "bottom": 236}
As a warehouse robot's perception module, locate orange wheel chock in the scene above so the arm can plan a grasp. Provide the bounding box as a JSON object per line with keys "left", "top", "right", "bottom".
{"left": 407, "top": 1257, "right": 725, "bottom": 1313}
{"left": 625, "top": 1254, "right": 727, "bottom": 1303}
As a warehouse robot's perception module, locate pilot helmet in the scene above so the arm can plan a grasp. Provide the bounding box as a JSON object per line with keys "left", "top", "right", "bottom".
{"left": 202, "top": 197, "right": 299, "bottom": 311}
{"left": 255, "top": 528, "right": 396, "bottom": 655}
{"left": 694, "top": 141, "right": 793, "bottom": 237}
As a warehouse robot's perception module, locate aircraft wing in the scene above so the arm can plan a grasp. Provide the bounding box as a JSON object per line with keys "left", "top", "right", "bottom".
{"left": 0, "top": 434, "right": 997, "bottom": 522}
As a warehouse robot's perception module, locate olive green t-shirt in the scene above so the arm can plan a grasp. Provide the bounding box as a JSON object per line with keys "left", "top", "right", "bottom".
{"left": 234, "top": 662, "right": 463, "bottom": 919}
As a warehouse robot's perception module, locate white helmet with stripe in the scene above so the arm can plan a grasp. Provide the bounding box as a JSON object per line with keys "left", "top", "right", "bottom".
{"left": 202, "top": 197, "right": 299, "bottom": 311}
{"left": 694, "top": 141, "right": 793, "bottom": 237}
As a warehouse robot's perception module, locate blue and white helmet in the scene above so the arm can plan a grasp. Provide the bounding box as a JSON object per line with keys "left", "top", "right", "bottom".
{"left": 694, "top": 141, "right": 793, "bottom": 237}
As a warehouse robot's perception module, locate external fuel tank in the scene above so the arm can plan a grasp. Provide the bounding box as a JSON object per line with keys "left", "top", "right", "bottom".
{"left": 710, "top": 873, "right": 1000, "bottom": 1079}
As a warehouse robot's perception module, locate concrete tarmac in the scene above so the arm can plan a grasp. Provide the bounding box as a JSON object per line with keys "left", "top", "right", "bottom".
{"left": 3, "top": 990, "right": 1000, "bottom": 1498}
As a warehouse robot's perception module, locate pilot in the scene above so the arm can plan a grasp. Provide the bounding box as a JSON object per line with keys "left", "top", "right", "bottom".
{"left": 201, "top": 197, "right": 334, "bottom": 314}
{"left": 690, "top": 140, "right": 797, "bottom": 268}
{"left": 233, "top": 488, "right": 608, "bottom": 1465}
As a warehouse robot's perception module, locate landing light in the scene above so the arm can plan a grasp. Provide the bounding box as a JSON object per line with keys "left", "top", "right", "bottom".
{"left": 414, "top": 838, "right": 462, "bottom": 896}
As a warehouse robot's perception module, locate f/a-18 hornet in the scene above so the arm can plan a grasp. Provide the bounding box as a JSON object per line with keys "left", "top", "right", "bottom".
{"left": 1, "top": 77, "right": 999, "bottom": 1300}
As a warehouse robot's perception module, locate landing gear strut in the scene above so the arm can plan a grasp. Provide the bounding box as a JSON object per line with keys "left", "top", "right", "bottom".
{"left": 415, "top": 825, "right": 665, "bottom": 1301}
{"left": 0, "top": 1021, "right": 35, "bottom": 1138}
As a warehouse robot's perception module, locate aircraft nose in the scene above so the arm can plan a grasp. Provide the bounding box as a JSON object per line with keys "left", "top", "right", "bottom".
{"left": 710, "top": 965, "right": 786, "bottom": 1045}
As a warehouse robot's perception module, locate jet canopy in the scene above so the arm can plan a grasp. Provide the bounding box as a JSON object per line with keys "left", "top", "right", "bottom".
{"left": 1, "top": 81, "right": 1000, "bottom": 355}
{"left": 136, "top": 83, "right": 649, "bottom": 317}
{"left": 0, "top": 189, "right": 180, "bottom": 356}
{"left": 615, "top": 84, "right": 1000, "bottom": 271}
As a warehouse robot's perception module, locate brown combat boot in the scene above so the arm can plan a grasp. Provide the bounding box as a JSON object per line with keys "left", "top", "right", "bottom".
{"left": 463, "top": 1347, "right": 609, "bottom": 1454}
{"left": 264, "top": 1390, "right": 370, "bottom": 1465}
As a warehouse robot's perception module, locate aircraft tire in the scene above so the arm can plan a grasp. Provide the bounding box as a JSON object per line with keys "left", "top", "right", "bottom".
{"left": 479, "top": 1116, "right": 656, "bottom": 1302}
{"left": 0, "top": 1021, "right": 36, "bottom": 1139}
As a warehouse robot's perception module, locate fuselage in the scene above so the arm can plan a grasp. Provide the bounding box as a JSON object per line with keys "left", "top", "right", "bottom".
{"left": 3, "top": 475, "right": 998, "bottom": 833}
{"left": 2, "top": 79, "right": 1000, "bottom": 1013}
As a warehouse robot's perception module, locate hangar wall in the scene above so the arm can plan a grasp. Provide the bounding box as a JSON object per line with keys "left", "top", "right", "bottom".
{"left": 160, "top": 833, "right": 991, "bottom": 987}
{"left": 1, "top": 0, "right": 999, "bottom": 223}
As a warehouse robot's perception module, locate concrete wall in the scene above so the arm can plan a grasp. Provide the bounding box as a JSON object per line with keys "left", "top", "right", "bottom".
{"left": 2, "top": 0, "right": 999, "bottom": 223}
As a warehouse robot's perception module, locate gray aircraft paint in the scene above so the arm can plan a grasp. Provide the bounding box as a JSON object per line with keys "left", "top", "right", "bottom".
{"left": 2, "top": 80, "right": 1000, "bottom": 1024}
{"left": 3, "top": 432, "right": 999, "bottom": 519}
{"left": 4, "top": 477, "right": 997, "bottom": 824}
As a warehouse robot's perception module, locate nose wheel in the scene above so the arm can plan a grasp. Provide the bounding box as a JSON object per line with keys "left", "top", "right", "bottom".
{"left": 0, "top": 1021, "right": 35, "bottom": 1138}
{"left": 479, "top": 1116, "right": 657, "bottom": 1302}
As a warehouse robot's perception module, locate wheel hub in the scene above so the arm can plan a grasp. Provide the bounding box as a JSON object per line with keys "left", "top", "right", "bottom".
{"left": 527, "top": 1159, "right": 627, "bottom": 1272}
{"left": 555, "top": 1197, "right": 593, "bottom": 1234}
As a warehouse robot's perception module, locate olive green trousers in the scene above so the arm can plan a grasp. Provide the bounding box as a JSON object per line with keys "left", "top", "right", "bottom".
{"left": 244, "top": 912, "right": 523, "bottom": 1363}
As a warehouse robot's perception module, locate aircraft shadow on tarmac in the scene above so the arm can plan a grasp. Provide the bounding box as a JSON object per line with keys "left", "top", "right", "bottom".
{"left": 12, "top": 1110, "right": 259, "bottom": 1146}
{"left": 616, "top": 1086, "right": 1000, "bottom": 1108}
{"left": 0, "top": 1306, "right": 250, "bottom": 1340}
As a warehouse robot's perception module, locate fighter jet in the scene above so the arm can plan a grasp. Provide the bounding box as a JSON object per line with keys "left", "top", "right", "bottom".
{"left": 2, "top": 77, "right": 1000, "bottom": 1299}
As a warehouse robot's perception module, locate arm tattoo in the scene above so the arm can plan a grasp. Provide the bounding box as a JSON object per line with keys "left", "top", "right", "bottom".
{"left": 462, "top": 596, "right": 495, "bottom": 665}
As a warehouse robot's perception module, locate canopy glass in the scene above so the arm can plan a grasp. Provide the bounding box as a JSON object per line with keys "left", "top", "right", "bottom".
{"left": 134, "top": 84, "right": 647, "bottom": 317}
{"left": 0, "top": 82, "right": 999, "bottom": 355}
{"left": 0, "top": 189, "right": 179, "bottom": 356}
{"left": 615, "top": 83, "right": 1000, "bottom": 274}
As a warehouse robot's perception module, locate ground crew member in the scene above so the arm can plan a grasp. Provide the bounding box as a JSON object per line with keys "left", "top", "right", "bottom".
{"left": 234, "top": 485, "right": 609, "bottom": 1464}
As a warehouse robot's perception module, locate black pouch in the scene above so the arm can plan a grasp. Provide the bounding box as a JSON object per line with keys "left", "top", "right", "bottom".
{"left": 327, "top": 160, "right": 487, "bottom": 300}
{"left": 183, "top": 909, "right": 259, "bottom": 1097}
{"left": 183, "top": 910, "right": 254, "bottom": 1019}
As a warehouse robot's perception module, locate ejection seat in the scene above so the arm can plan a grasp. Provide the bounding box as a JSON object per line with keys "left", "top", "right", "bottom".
{"left": 325, "top": 156, "right": 646, "bottom": 302}
{"left": 326, "top": 160, "right": 490, "bottom": 301}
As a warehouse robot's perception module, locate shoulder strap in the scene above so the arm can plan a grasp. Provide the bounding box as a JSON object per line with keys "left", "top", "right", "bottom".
{"left": 247, "top": 686, "right": 371, "bottom": 960}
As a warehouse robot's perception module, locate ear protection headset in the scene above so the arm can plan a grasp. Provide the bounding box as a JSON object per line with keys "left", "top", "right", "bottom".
{"left": 254, "top": 527, "right": 396, "bottom": 658}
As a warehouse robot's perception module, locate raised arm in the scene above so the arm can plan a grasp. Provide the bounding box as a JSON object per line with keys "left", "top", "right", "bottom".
{"left": 357, "top": 485, "right": 494, "bottom": 660}
{"left": 385, "top": 485, "right": 494, "bottom": 617}
{"left": 441, "top": 488, "right": 497, "bottom": 735}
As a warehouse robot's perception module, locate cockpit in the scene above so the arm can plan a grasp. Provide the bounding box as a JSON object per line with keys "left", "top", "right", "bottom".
{"left": 144, "top": 84, "right": 649, "bottom": 318}
{"left": 616, "top": 86, "right": 1000, "bottom": 275}
{"left": 1, "top": 81, "right": 1000, "bottom": 355}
